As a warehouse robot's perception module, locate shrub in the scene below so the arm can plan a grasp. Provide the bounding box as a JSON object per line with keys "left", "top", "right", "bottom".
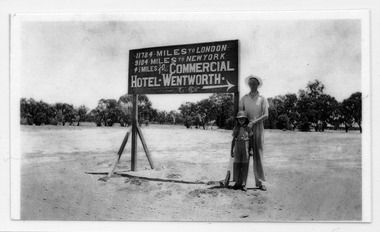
{"left": 276, "top": 114, "right": 290, "bottom": 130}
{"left": 20, "top": 117, "right": 28, "bottom": 125}
{"left": 298, "top": 118, "right": 311, "bottom": 132}
{"left": 49, "top": 118, "right": 58, "bottom": 125}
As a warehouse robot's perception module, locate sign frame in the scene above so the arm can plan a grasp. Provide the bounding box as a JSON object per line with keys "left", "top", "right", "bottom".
{"left": 128, "top": 40, "right": 239, "bottom": 95}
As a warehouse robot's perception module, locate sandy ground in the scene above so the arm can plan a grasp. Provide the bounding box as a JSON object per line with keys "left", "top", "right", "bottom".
{"left": 19, "top": 124, "right": 362, "bottom": 221}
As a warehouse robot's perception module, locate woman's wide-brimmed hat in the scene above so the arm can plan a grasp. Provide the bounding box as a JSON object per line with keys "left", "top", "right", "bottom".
{"left": 236, "top": 111, "right": 248, "bottom": 119}
{"left": 245, "top": 74, "right": 263, "bottom": 88}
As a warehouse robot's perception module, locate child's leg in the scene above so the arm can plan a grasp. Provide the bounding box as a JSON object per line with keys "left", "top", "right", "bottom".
{"left": 232, "top": 161, "right": 238, "bottom": 182}
{"left": 235, "top": 140, "right": 250, "bottom": 187}
{"left": 232, "top": 144, "right": 239, "bottom": 182}
{"left": 241, "top": 141, "right": 250, "bottom": 186}
{"left": 233, "top": 140, "right": 244, "bottom": 185}
{"left": 241, "top": 162, "right": 249, "bottom": 186}
{"left": 234, "top": 163, "right": 243, "bottom": 187}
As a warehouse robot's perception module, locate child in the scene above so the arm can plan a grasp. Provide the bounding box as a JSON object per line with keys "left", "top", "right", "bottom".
{"left": 230, "top": 111, "right": 251, "bottom": 191}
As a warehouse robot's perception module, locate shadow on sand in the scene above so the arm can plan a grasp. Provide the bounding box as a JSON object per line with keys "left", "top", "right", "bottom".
{"left": 86, "top": 171, "right": 222, "bottom": 185}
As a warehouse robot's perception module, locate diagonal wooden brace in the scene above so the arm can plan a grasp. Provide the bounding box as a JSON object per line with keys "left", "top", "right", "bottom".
{"left": 136, "top": 124, "right": 154, "bottom": 169}
{"left": 106, "top": 129, "right": 131, "bottom": 178}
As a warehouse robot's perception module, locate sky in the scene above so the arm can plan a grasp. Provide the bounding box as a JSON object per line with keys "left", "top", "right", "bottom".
{"left": 16, "top": 13, "right": 362, "bottom": 112}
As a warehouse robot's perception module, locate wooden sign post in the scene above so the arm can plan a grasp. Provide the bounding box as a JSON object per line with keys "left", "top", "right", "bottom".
{"left": 234, "top": 91, "right": 240, "bottom": 118}
{"left": 130, "top": 94, "right": 154, "bottom": 171}
{"left": 131, "top": 94, "right": 138, "bottom": 171}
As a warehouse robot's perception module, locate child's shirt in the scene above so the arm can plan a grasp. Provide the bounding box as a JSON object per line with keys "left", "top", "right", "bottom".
{"left": 235, "top": 126, "right": 250, "bottom": 141}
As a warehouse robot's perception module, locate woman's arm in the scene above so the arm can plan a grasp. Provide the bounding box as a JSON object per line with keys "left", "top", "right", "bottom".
{"left": 250, "top": 110, "right": 268, "bottom": 125}
{"left": 248, "top": 97, "right": 269, "bottom": 127}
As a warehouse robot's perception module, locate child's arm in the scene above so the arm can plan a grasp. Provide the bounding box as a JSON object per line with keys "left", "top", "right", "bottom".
{"left": 230, "top": 139, "right": 235, "bottom": 157}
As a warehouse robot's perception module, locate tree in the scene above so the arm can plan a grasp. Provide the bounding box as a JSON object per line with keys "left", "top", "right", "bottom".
{"left": 55, "top": 103, "right": 76, "bottom": 126}
{"left": 93, "top": 99, "right": 121, "bottom": 127}
{"left": 280, "top": 94, "right": 298, "bottom": 130}
{"left": 76, "top": 105, "right": 89, "bottom": 126}
{"left": 118, "top": 104, "right": 132, "bottom": 127}
{"left": 118, "top": 94, "right": 155, "bottom": 126}
{"left": 20, "top": 98, "right": 87, "bottom": 127}
{"left": 305, "top": 79, "right": 324, "bottom": 98}
{"left": 179, "top": 102, "right": 197, "bottom": 117}
{"left": 208, "top": 93, "right": 234, "bottom": 129}
{"left": 56, "top": 110, "right": 64, "bottom": 126}
{"left": 328, "top": 102, "right": 342, "bottom": 130}
{"left": 20, "top": 98, "right": 35, "bottom": 125}
{"left": 167, "top": 110, "right": 182, "bottom": 124}
{"left": 276, "top": 114, "right": 290, "bottom": 130}
{"left": 45, "top": 103, "right": 57, "bottom": 125}
{"left": 33, "top": 100, "right": 51, "bottom": 126}
{"left": 137, "top": 95, "right": 154, "bottom": 121}
{"left": 118, "top": 96, "right": 132, "bottom": 126}
{"left": 266, "top": 97, "right": 281, "bottom": 129}
{"left": 155, "top": 110, "right": 167, "bottom": 124}
{"left": 341, "top": 92, "right": 362, "bottom": 133}
{"left": 179, "top": 102, "right": 198, "bottom": 128}
{"left": 265, "top": 94, "right": 297, "bottom": 130}
{"left": 196, "top": 99, "right": 216, "bottom": 129}
{"left": 105, "top": 99, "right": 120, "bottom": 126}
{"left": 20, "top": 98, "right": 55, "bottom": 126}
{"left": 297, "top": 80, "right": 325, "bottom": 131}
{"left": 178, "top": 93, "right": 234, "bottom": 129}
{"left": 340, "top": 101, "right": 354, "bottom": 132}
{"left": 349, "top": 92, "right": 362, "bottom": 133}
{"left": 91, "top": 100, "right": 108, "bottom": 126}
{"left": 317, "top": 94, "right": 339, "bottom": 131}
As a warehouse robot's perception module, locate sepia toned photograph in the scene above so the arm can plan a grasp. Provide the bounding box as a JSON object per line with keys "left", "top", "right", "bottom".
{"left": 10, "top": 11, "right": 370, "bottom": 222}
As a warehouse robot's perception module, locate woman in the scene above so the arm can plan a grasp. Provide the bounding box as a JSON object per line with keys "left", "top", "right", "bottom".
{"left": 239, "top": 74, "right": 269, "bottom": 191}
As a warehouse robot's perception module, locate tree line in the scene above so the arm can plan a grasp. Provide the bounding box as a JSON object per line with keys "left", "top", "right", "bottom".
{"left": 20, "top": 94, "right": 187, "bottom": 127}
{"left": 265, "top": 80, "right": 361, "bottom": 133}
{"left": 19, "top": 93, "right": 232, "bottom": 129}
{"left": 20, "top": 80, "right": 362, "bottom": 132}
{"left": 20, "top": 98, "right": 89, "bottom": 126}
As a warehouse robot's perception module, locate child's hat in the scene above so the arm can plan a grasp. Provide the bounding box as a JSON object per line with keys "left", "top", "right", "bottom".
{"left": 236, "top": 111, "right": 248, "bottom": 119}
{"left": 245, "top": 74, "right": 263, "bottom": 88}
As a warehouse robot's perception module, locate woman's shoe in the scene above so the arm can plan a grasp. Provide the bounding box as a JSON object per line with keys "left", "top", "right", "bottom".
{"left": 259, "top": 185, "right": 267, "bottom": 191}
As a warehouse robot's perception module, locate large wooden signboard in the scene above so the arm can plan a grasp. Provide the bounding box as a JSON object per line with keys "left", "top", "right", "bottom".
{"left": 112, "top": 40, "right": 240, "bottom": 173}
{"left": 128, "top": 40, "right": 238, "bottom": 94}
